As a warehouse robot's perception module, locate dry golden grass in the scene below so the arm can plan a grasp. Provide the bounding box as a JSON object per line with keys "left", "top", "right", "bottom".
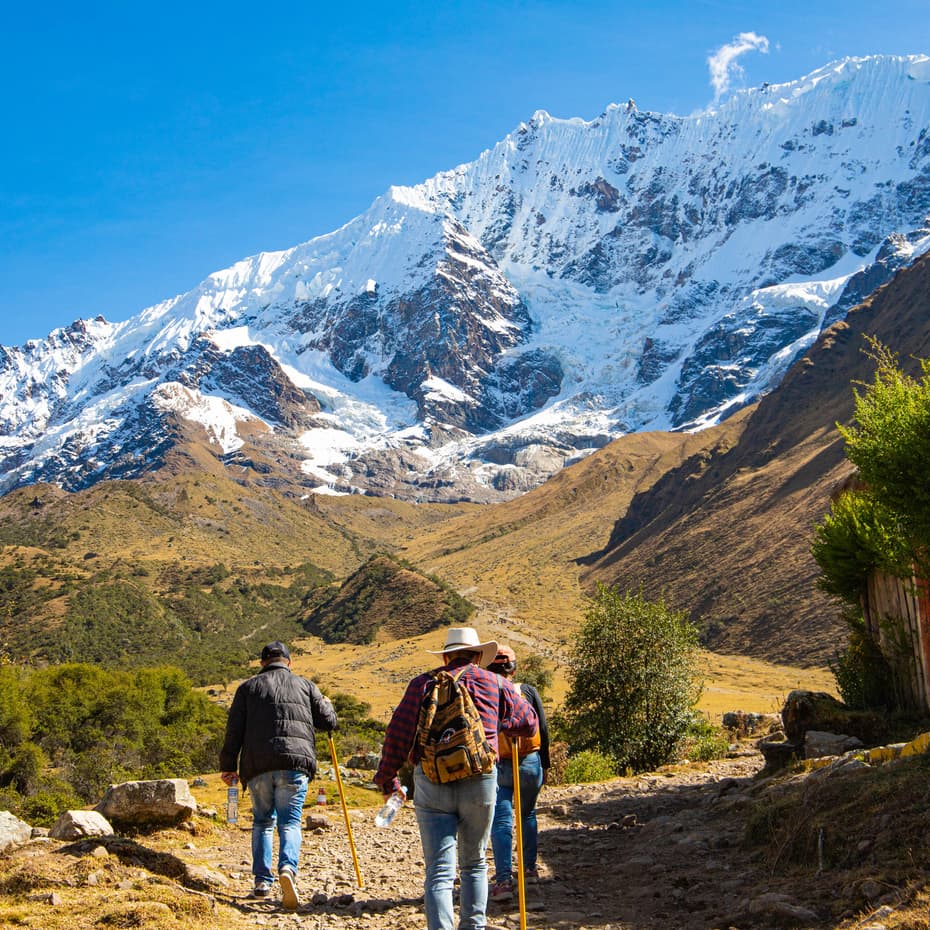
{"left": 2, "top": 426, "right": 841, "bottom": 726}
{"left": 397, "top": 427, "right": 732, "bottom": 644}
{"left": 267, "top": 632, "right": 837, "bottom": 723}
{"left": 697, "top": 651, "right": 836, "bottom": 720}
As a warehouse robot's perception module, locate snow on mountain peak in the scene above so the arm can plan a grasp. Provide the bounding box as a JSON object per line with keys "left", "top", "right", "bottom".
{"left": 3, "top": 54, "right": 930, "bottom": 501}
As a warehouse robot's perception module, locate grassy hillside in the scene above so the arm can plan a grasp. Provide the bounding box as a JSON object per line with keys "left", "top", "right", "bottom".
{"left": 3, "top": 269, "right": 890, "bottom": 701}
{"left": 304, "top": 554, "right": 475, "bottom": 644}
{"left": 0, "top": 470, "right": 473, "bottom": 682}
{"left": 399, "top": 427, "right": 742, "bottom": 649}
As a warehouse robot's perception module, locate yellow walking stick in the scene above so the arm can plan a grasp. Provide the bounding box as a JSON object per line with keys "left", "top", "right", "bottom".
{"left": 328, "top": 733, "right": 364, "bottom": 889}
{"left": 511, "top": 737, "right": 527, "bottom": 930}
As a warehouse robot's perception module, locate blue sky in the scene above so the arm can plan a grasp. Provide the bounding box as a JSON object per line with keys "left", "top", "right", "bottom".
{"left": 2, "top": 1, "right": 928, "bottom": 347}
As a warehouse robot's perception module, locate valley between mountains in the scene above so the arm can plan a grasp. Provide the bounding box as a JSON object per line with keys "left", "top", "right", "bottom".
{"left": 7, "top": 249, "right": 930, "bottom": 696}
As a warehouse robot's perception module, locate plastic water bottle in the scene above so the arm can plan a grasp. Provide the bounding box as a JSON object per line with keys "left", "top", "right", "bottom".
{"left": 374, "top": 787, "right": 406, "bottom": 827}
{"left": 316, "top": 787, "right": 328, "bottom": 806}
{"left": 226, "top": 780, "right": 239, "bottom": 824}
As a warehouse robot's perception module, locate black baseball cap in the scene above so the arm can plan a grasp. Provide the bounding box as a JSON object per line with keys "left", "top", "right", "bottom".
{"left": 261, "top": 641, "right": 290, "bottom": 661}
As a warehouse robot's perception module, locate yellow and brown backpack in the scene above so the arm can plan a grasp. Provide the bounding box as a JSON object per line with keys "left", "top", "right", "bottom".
{"left": 416, "top": 668, "right": 495, "bottom": 783}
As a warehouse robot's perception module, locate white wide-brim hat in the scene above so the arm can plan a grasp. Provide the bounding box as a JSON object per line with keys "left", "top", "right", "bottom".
{"left": 427, "top": 627, "right": 499, "bottom": 668}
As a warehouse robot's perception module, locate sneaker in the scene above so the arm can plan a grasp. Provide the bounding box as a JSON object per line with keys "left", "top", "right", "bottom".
{"left": 278, "top": 868, "right": 300, "bottom": 911}
{"left": 490, "top": 880, "right": 513, "bottom": 903}
{"left": 250, "top": 881, "right": 273, "bottom": 898}
{"left": 524, "top": 866, "right": 540, "bottom": 884}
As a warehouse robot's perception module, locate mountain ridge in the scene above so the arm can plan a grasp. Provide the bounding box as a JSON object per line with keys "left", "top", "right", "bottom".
{"left": 3, "top": 54, "right": 930, "bottom": 503}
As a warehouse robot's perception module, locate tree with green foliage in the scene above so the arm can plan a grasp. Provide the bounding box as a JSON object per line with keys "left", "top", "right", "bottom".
{"left": 0, "top": 662, "right": 226, "bottom": 818}
{"left": 561, "top": 585, "right": 702, "bottom": 774}
{"left": 317, "top": 691, "right": 387, "bottom": 758}
{"left": 837, "top": 338, "right": 930, "bottom": 577}
{"left": 811, "top": 490, "right": 910, "bottom": 604}
{"left": 516, "top": 652, "right": 554, "bottom": 703}
{"left": 812, "top": 340, "right": 930, "bottom": 708}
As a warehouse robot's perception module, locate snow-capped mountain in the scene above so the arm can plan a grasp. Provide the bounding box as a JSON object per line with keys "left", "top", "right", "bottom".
{"left": 3, "top": 54, "right": 930, "bottom": 502}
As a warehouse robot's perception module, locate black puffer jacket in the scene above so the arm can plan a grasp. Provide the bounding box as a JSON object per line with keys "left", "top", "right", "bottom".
{"left": 219, "top": 662, "right": 338, "bottom": 786}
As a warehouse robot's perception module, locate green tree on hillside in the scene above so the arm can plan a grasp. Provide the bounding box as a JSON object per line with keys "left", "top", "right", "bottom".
{"left": 0, "top": 663, "right": 226, "bottom": 817}
{"left": 517, "top": 652, "right": 554, "bottom": 703}
{"left": 561, "top": 585, "right": 702, "bottom": 773}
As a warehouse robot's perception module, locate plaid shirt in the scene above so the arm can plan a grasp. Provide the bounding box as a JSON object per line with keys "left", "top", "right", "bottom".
{"left": 374, "top": 657, "right": 539, "bottom": 794}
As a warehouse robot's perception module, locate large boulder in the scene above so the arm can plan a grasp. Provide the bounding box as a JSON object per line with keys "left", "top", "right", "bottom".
{"left": 95, "top": 778, "right": 197, "bottom": 828}
{"left": 781, "top": 690, "right": 888, "bottom": 745}
{"left": 0, "top": 811, "right": 33, "bottom": 853}
{"left": 49, "top": 810, "right": 114, "bottom": 840}
{"left": 758, "top": 736, "right": 800, "bottom": 772}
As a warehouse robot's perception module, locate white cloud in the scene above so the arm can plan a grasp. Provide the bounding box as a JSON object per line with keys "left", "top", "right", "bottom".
{"left": 708, "top": 32, "right": 770, "bottom": 100}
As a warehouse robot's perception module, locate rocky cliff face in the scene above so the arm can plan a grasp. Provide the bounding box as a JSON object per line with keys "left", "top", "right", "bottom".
{"left": 3, "top": 55, "right": 930, "bottom": 501}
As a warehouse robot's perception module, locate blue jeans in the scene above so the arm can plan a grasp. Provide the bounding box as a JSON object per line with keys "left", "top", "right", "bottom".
{"left": 248, "top": 770, "right": 310, "bottom": 884}
{"left": 490, "top": 751, "right": 543, "bottom": 883}
{"left": 413, "top": 764, "right": 497, "bottom": 930}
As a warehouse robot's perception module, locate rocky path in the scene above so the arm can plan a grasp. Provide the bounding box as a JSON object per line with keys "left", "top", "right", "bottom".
{"left": 200, "top": 751, "right": 772, "bottom": 930}
{"left": 7, "top": 747, "right": 909, "bottom": 929}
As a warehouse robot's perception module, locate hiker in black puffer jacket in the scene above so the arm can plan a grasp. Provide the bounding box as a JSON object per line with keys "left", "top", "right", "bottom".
{"left": 220, "top": 641, "right": 337, "bottom": 909}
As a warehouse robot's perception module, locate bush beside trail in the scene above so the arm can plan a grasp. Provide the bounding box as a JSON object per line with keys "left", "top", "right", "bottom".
{"left": 558, "top": 585, "right": 705, "bottom": 774}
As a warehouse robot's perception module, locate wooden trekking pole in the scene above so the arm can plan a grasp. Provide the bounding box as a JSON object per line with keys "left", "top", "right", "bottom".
{"left": 511, "top": 736, "right": 527, "bottom": 930}
{"left": 328, "top": 733, "right": 364, "bottom": 889}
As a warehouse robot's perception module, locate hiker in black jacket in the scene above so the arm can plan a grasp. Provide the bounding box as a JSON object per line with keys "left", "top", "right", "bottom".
{"left": 220, "top": 641, "right": 337, "bottom": 909}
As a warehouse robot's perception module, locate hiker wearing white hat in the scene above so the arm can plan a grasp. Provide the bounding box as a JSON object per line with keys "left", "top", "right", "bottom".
{"left": 375, "top": 626, "right": 538, "bottom": 930}
{"left": 425, "top": 626, "right": 500, "bottom": 668}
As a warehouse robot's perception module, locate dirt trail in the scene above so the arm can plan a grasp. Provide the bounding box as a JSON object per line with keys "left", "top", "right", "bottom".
{"left": 166, "top": 752, "right": 763, "bottom": 930}
{"left": 2, "top": 747, "right": 911, "bottom": 929}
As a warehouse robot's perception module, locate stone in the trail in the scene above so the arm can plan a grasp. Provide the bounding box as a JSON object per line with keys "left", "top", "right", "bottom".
{"left": 305, "top": 813, "right": 332, "bottom": 830}
{"left": 49, "top": 810, "right": 114, "bottom": 840}
{"left": 749, "top": 891, "right": 818, "bottom": 922}
{"left": 95, "top": 778, "right": 197, "bottom": 827}
{"left": 758, "top": 736, "right": 799, "bottom": 771}
{"left": 0, "top": 811, "right": 33, "bottom": 853}
{"left": 804, "top": 729, "right": 864, "bottom": 758}
{"left": 27, "top": 892, "right": 62, "bottom": 905}
{"left": 722, "top": 710, "right": 782, "bottom": 736}
{"left": 185, "top": 863, "right": 229, "bottom": 889}
{"left": 859, "top": 880, "right": 883, "bottom": 900}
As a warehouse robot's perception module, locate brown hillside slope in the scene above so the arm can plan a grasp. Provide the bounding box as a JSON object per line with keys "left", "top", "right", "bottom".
{"left": 585, "top": 251, "right": 930, "bottom": 665}
{"left": 400, "top": 424, "right": 747, "bottom": 653}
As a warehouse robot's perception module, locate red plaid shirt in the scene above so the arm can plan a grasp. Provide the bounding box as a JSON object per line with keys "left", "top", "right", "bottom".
{"left": 374, "top": 657, "right": 539, "bottom": 794}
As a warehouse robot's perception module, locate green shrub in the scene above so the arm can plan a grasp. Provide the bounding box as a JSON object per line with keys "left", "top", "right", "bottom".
{"left": 564, "top": 750, "right": 616, "bottom": 783}
{"left": 18, "top": 784, "right": 84, "bottom": 826}
{"left": 679, "top": 716, "right": 730, "bottom": 762}
{"left": 562, "top": 585, "right": 702, "bottom": 773}
{"left": 810, "top": 339, "right": 930, "bottom": 708}
{"left": 518, "top": 653, "right": 554, "bottom": 703}
{"left": 811, "top": 490, "right": 909, "bottom": 604}
{"left": 839, "top": 339, "right": 930, "bottom": 574}
{"left": 316, "top": 691, "right": 386, "bottom": 759}
{"left": 830, "top": 610, "right": 896, "bottom": 709}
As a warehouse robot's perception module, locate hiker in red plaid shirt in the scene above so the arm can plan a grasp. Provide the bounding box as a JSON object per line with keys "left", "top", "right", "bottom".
{"left": 375, "top": 627, "right": 538, "bottom": 930}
